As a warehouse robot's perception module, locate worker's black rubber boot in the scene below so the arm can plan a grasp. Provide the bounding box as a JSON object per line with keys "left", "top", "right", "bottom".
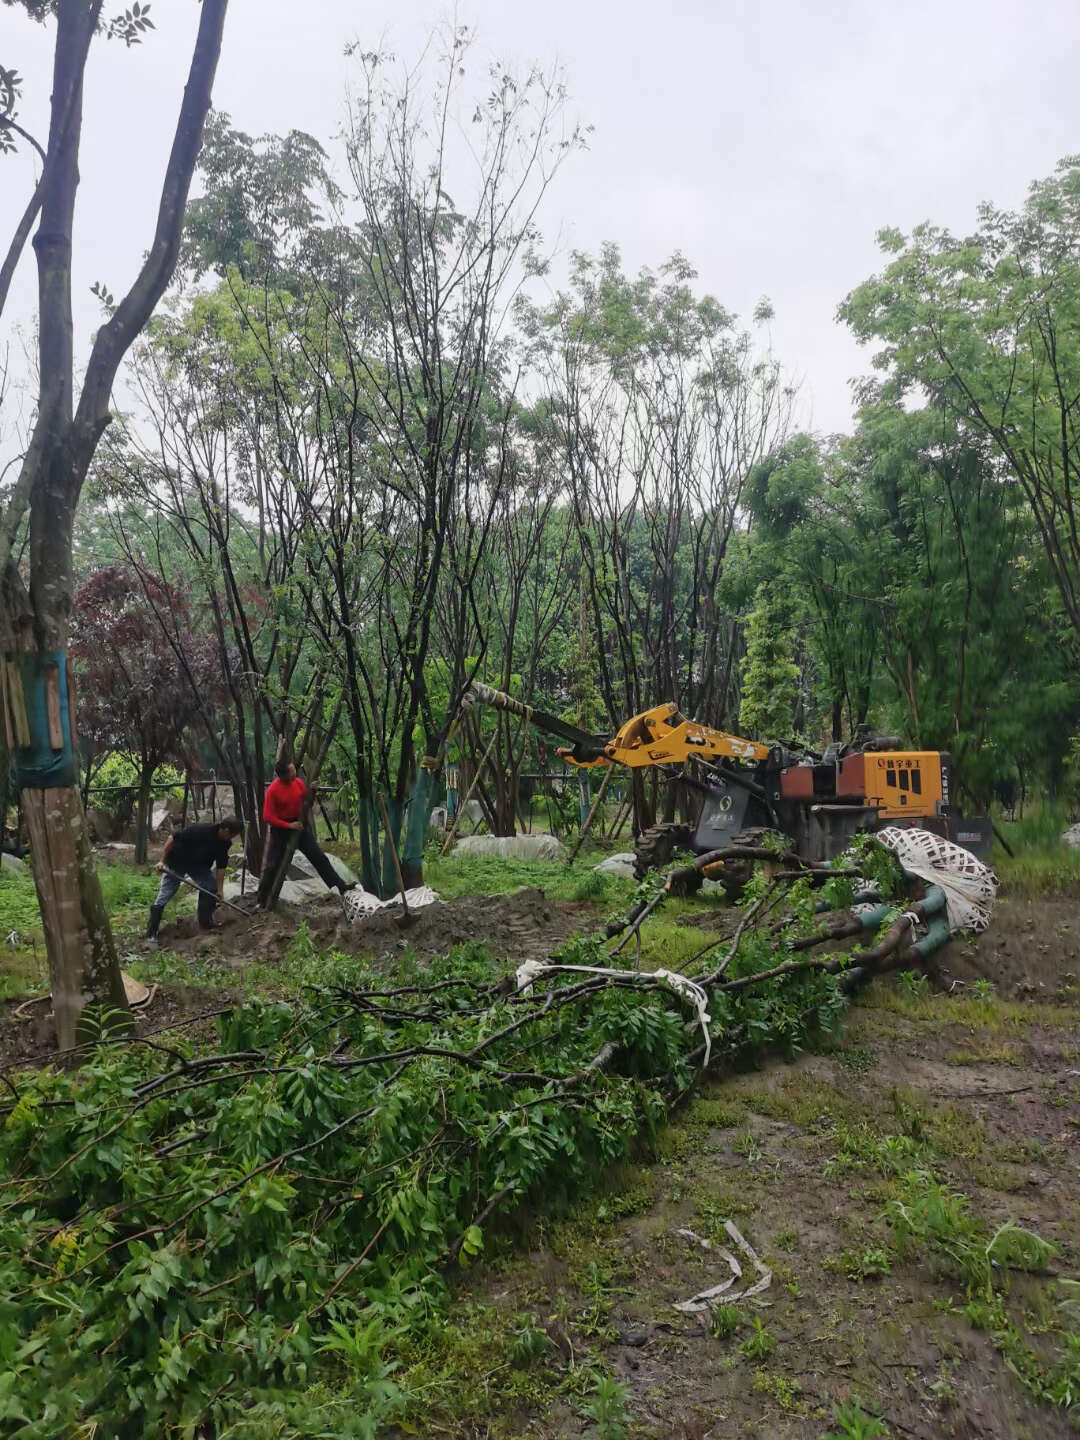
{"left": 145, "top": 905, "right": 164, "bottom": 940}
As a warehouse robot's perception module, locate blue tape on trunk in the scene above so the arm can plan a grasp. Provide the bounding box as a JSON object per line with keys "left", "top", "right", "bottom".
{"left": 10, "top": 651, "right": 77, "bottom": 790}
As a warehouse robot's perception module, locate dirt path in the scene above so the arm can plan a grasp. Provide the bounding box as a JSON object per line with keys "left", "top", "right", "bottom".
{"left": 428, "top": 908, "right": 1080, "bottom": 1438}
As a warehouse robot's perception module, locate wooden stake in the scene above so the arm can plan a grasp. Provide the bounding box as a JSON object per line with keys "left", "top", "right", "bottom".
{"left": 568, "top": 762, "right": 615, "bottom": 864}
{"left": 377, "top": 791, "right": 414, "bottom": 926}
{"left": 609, "top": 793, "right": 633, "bottom": 842}
{"left": 440, "top": 726, "right": 501, "bottom": 857}
{"left": 7, "top": 662, "right": 30, "bottom": 748}
{"left": 0, "top": 659, "right": 13, "bottom": 750}
{"left": 44, "top": 661, "right": 64, "bottom": 750}
{"left": 66, "top": 664, "right": 79, "bottom": 753}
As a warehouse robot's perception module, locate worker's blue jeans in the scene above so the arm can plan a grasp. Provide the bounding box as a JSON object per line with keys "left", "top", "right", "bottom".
{"left": 154, "top": 863, "right": 218, "bottom": 925}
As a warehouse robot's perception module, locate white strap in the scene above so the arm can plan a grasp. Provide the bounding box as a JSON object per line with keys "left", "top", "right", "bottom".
{"left": 516, "top": 960, "right": 712, "bottom": 1066}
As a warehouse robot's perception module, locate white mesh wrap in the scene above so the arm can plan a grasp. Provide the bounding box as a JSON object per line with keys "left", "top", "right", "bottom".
{"left": 344, "top": 886, "right": 440, "bottom": 919}
{"left": 875, "top": 826, "right": 998, "bottom": 934}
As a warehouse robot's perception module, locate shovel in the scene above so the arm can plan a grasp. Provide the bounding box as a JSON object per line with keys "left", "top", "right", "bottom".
{"left": 376, "top": 793, "right": 418, "bottom": 931}
{"left": 163, "top": 867, "right": 258, "bottom": 924}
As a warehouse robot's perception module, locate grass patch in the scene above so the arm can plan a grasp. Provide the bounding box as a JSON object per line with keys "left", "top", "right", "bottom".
{"left": 687, "top": 1092, "right": 749, "bottom": 1130}
{"left": 861, "top": 979, "right": 1080, "bottom": 1033}
{"left": 737, "top": 1072, "right": 868, "bottom": 1133}
{"left": 334, "top": 848, "right": 639, "bottom": 908}
{"left": 944, "top": 1043, "right": 1024, "bottom": 1067}
{"left": 996, "top": 847, "right": 1080, "bottom": 898}
{"left": 392, "top": 1299, "right": 564, "bottom": 1433}
{"left": 710, "top": 1302, "right": 741, "bottom": 1340}
{"left": 994, "top": 804, "right": 1080, "bottom": 897}
{"left": 751, "top": 1367, "right": 803, "bottom": 1411}
{"left": 0, "top": 861, "right": 164, "bottom": 997}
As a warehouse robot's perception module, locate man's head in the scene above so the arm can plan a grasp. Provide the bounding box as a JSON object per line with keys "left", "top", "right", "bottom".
{"left": 275, "top": 759, "right": 297, "bottom": 782}
{"left": 216, "top": 816, "right": 243, "bottom": 844}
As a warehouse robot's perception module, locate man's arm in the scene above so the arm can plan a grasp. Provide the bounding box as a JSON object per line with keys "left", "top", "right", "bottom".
{"left": 216, "top": 832, "right": 234, "bottom": 897}
{"left": 291, "top": 777, "right": 308, "bottom": 830}
{"left": 159, "top": 834, "right": 175, "bottom": 872}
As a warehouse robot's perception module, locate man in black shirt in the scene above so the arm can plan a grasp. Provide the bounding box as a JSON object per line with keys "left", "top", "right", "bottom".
{"left": 146, "top": 816, "right": 243, "bottom": 940}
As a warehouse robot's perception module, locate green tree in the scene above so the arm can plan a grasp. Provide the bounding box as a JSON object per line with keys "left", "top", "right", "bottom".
{"left": 840, "top": 156, "right": 1080, "bottom": 645}
{"left": 0, "top": 0, "right": 228, "bottom": 1048}
{"left": 742, "top": 434, "right": 880, "bottom": 742}
{"left": 738, "top": 584, "right": 799, "bottom": 741}
{"left": 741, "top": 406, "right": 1080, "bottom": 801}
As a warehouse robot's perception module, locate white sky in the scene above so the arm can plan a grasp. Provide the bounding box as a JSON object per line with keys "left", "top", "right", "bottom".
{"left": 3, "top": 0, "right": 1079, "bottom": 449}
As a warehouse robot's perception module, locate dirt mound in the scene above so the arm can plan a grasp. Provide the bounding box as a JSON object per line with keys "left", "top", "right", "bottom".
{"left": 162, "top": 885, "right": 585, "bottom": 971}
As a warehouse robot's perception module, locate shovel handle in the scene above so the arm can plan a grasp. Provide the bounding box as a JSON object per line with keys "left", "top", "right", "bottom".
{"left": 376, "top": 793, "right": 410, "bottom": 914}
{"left": 163, "top": 867, "right": 251, "bottom": 920}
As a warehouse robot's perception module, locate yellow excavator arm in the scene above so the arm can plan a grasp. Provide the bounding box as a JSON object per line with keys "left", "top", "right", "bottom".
{"left": 576, "top": 702, "right": 770, "bottom": 769}
{"left": 461, "top": 683, "right": 769, "bottom": 770}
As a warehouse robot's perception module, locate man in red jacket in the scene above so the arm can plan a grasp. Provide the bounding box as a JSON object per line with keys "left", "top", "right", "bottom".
{"left": 257, "top": 759, "right": 353, "bottom": 907}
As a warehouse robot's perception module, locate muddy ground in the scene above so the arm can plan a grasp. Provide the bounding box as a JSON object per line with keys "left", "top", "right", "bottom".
{"left": 0, "top": 886, "right": 586, "bottom": 1068}
{"left": 941, "top": 895, "right": 1080, "bottom": 996}
{"left": 159, "top": 883, "right": 585, "bottom": 969}
{"left": 421, "top": 895, "right": 1080, "bottom": 1439}
{"left": 455, "top": 993, "right": 1080, "bottom": 1439}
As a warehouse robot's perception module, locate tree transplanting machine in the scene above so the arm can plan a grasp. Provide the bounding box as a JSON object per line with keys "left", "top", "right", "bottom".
{"left": 462, "top": 682, "right": 992, "bottom": 886}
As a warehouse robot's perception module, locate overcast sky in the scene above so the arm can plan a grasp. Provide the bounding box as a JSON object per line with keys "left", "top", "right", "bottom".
{"left": 3, "top": 0, "right": 1080, "bottom": 446}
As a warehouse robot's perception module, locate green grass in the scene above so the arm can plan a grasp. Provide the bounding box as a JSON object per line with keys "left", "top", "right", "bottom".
{"left": 0, "top": 867, "right": 47, "bottom": 939}
{"left": 994, "top": 802, "right": 1080, "bottom": 896}
{"left": 0, "top": 861, "right": 165, "bottom": 997}
{"left": 425, "top": 852, "right": 638, "bottom": 905}
{"left": 861, "top": 977, "right": 1080, "bottom": 1033}
{"left": 328, "top": 841, "right": 639, "bottom": 907}
{"left": 995, "top": 847, "right": 1080, "bottom": 897}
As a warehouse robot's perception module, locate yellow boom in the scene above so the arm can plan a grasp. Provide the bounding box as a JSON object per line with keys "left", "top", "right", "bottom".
{"left": 462, "top": 683, "right": 769, "bottom": 770}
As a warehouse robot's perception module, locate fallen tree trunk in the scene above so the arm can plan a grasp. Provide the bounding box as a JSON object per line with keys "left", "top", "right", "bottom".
{"left": 0, "top": 831, "right": 974, "bottom": 1435}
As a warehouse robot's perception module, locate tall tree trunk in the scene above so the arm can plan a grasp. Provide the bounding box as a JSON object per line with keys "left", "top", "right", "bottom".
{"left": 0, "top": 0, "right": 228, "bottom": 1048}
{"left": 3, "top": 636, "right": 130, "bottom": 1048}
{"left": 134, "top": 762, "right": 154, "bottom": 866}
{"left": 22, "top": 785, "right": 129, "bottom": 1048}
{"left": 0, "top": 734, "right": 8, "bottom": 846}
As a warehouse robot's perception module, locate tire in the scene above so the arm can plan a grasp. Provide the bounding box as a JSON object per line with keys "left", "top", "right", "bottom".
{"left": 702, "top": 826, "right": 780, "bottom": 900}
{"left": 632, "top": 823, "right": 695, "bottom": 881}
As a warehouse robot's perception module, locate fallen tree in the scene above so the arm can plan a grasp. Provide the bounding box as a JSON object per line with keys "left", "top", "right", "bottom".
{"left": 0, "top": 835, "right": 985, "bottom": 1435}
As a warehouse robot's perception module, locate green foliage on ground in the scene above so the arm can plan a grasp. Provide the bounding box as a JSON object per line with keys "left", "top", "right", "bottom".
{"left": 0, "top": 916, "right": 859, "bottom": 1438}
{"left": 338, "top": 847, "right": 639, "bottom": 907}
